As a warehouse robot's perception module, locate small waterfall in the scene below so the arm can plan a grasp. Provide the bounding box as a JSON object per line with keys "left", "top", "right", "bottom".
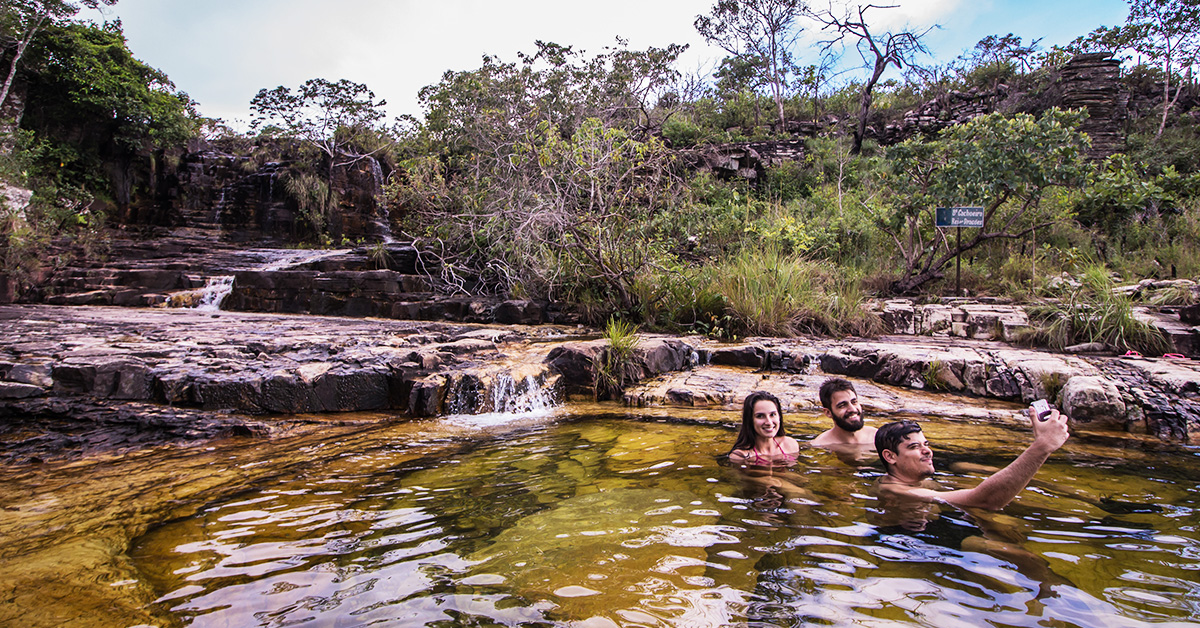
{"left": 168, "top": 275, "right": 235, "bottom": 310}
{"left": 366, "top": 156, "right": 395, "bottom": 243}
{"left": 195, "top": 276, "right": 235, "bottom": 311}
{"left": 490, "top": 374, "right": 558, "bottom": 415}
{"left": 446, "top": 373, "right": 560, "bottom": 428}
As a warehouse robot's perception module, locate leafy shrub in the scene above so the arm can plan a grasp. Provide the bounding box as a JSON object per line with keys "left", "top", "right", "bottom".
{"left": 762, "top": 162, "right": 815, "bottom": 203}
{"left": 661, "top": 117, "right": 706, "bottom": 148}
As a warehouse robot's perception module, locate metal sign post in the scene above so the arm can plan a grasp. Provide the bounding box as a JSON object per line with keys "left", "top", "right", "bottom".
{"left": 935, "top": 207, "right": 984, "bottom": 297}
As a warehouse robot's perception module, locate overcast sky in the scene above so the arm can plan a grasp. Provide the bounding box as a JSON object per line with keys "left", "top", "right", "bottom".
{"left": 80, "top": 0, "right": 1131, "bottom": 128}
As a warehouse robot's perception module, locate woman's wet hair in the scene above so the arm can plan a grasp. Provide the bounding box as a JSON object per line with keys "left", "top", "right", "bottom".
{"left": 730, "top": 391, "right": 784, "bottom": 454}
{"left": 875, "top": 420, "right": 923, "bottom": 473}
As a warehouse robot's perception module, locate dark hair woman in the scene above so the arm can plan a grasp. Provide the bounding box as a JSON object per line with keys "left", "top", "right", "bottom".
{"left": 729, "top": 391, "right": 800, "bottom": 465}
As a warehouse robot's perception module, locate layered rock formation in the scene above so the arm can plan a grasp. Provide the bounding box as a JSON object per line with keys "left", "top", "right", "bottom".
{"left": 8, "top": 303, "right": 1196, "bottom": 465}
{"left": 138, "top": 138, "right": 392, "bottom": 243}
{"left": 1059, "top": 52, "right": 1126, "bottom": 159}
{"left": 690, "top": 53, "right": 1136, "bottom": 181}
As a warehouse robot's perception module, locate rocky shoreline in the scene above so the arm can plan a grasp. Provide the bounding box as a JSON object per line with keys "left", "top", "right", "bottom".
{"left": 2, "top": 304, "right": 1198, "bottom": 465}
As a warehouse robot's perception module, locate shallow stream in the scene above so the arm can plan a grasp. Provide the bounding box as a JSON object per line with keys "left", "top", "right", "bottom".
{"left": 2, "top": 405, "right": 1199, "bottom": 627}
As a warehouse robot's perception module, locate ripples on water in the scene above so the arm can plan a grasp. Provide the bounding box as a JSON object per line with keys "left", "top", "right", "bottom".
{"left": 113, "top": 416, "right": 1200, "bottom": 627}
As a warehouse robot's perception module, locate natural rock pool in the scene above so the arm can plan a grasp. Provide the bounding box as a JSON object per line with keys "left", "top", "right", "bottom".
{"left": 2, "top": 405, "right": 1198, "bottom": 627}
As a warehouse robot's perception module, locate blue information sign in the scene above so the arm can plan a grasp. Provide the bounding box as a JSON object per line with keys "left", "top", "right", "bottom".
{"left": 935, "top": 206, "right": 984, "bottom": 228}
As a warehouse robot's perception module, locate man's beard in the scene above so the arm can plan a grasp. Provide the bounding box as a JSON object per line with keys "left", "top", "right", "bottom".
{"left": 833, "top": 410, "right": 864, "bottom": 432}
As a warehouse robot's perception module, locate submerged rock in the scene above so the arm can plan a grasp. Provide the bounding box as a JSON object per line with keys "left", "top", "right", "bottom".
{"left": 466, "top": 488, "right": 721, "bottom": 619}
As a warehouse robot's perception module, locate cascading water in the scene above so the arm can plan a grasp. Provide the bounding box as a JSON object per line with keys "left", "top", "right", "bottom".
{"left": 215, "top": 188, "right": 225, "bottom": 229}
{"left": 194, "top": 276, "right": 235, "bottom": 311}
{"left": 492, "top": 374, "right": 558, "bottom": 414}
{"left": 257, "top": 248, "right": 352, "bottom": 271}
{"left": 365, "top": 156, "right": 395, "bottom": 243}
{"left": 446, "top": 372, "right": 561, "bottom": 428}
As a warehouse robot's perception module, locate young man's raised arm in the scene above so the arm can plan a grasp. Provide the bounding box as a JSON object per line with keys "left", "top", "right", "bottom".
{"left": 894, "top": 408, "right": 1070, "bottom": 510}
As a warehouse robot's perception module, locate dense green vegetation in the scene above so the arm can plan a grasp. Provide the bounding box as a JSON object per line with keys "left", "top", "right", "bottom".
{"left": 2, "top": 0, "right": 1199, "bottom": 352}
{"left": 2, "top": 11, "right": 198, "bottom": 280}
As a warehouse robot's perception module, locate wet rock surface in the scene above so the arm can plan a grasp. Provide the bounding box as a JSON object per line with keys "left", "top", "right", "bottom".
{"left": 3, "top": 304, "right": 1199, "bottom": 464}
{"left": 625, "top": 335, "right": 1200, "bottom": 440}
{"left": 1093, "top": 356, "right": 1200, "bottom": 441}
{"left": 8, "top": 236, "right": 570, "bottom": 326}
{"left": 0, "top": 305, "right": 583, "bottom": 461}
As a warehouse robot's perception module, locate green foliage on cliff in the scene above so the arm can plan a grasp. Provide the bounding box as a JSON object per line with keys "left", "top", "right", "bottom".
{"left": 2, "top": 18, "right": 199, "bottom": 281}
{"left": 19, "top": 20, "right": 200, "bottom": 198}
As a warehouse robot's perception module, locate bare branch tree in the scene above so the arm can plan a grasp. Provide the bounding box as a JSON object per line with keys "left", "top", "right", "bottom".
{"left": 806, "top": 2, "right": 932, "bottom": 153}
{"left": 1126, "top": 0, "right": 1200, "bottom": 137}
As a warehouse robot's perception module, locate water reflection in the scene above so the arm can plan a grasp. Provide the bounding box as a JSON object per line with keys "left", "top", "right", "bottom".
{"left": 2, "top": 412, "right": 1199, "bottom": 627}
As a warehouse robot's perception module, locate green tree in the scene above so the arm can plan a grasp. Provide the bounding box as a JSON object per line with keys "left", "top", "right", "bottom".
{"left": 956, "top": 33, "right": 1041, "bottom": 89}
{"left": 19, "top": 20, "right": 199, "bottom": 205}
{"left": 250, "top": 78, "right": 396, "bottom": 238}
{"left": 250, "top": 78, "right": 392, "bottom": 165}
{"left": 713, "top": 54, "right": 769, "bottom": 127}
{"left": 391, "top": 42, "right": 689, "bottom": 314}
{"left": 418, "top": 40, "right": 683, "bottom": 155}
{"left": 807, "top": 2, "right": 932, "bottom": 153}
{"left": 695, "top": 0, "right": 806, "bottom": 129}
{"left": 795, "top": 55, "right": 838, "bottom": 122}
{"left": 0, "top": 0, "right": 115, "bottom": 121}
{"left": 5, "top": 18, "right": 195, "bottom": 282}
{"left": 1124, "top": 0, "right": 1200, "bottom": 137}
{"left": 878, "top": 109, "right": 1090, "bottom": 294}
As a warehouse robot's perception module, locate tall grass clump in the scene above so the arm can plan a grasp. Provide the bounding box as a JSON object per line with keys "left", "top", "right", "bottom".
{"left": 817, "top": 277, "right": 885, "bottom": 337}
{"left": 283, "top": 172, "right": 336, "bottom": 237}
{"left": 1027, "top": 264, "right": 1170, "bottom": 354}
{"left": 712, "top": 246, "right": 823, "bottom": 336}
{"left": 1149, "top": 284, "right": 1200, "bottom": 306}
{"left": 595, "top": 317, "right": 640, "bottom": 398}
{"left": 710, "top": 246, "right": 880, "bottom": 337}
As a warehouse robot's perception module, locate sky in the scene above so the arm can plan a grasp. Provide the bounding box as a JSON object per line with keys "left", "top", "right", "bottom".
{"left": 79, "top": 0, "right": 1132, "bottom": 129}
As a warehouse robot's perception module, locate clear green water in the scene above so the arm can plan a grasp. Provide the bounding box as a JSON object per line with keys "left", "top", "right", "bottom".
{"left": 1, "top": 407, "right": 1198, "bottom": 627}
{"left": 107, "top": 413, "right": 1200, "bottom": 628}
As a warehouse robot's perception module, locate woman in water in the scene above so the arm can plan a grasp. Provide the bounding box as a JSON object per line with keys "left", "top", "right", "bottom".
{"left": 728, "top": 391, "right": 801, "bottom": 465}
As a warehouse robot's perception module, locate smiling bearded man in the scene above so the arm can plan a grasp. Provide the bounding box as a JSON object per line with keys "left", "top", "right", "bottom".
{"left": 811, "top": 377, "right": 877, "bottom": 447}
